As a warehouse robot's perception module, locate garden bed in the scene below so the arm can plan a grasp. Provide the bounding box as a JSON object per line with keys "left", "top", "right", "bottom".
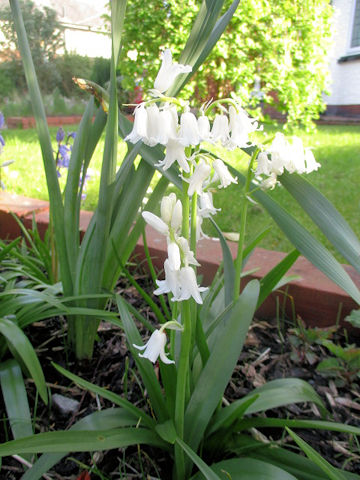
{"left": 1, "top": 274, "right": 359, "bottom": 479}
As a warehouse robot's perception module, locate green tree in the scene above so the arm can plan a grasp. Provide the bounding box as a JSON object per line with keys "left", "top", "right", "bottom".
{"left": 0, "top": 0, "right": 64, "bottom": 93}
{"left": 106, "top": 0, "right": 332, "bottom": 128}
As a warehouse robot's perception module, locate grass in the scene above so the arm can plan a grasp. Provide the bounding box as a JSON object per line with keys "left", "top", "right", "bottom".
{"left": 1, "top": 123, "right": 360, "bottom": 261}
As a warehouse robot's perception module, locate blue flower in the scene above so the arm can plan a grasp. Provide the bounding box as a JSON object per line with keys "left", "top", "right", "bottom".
{"left": 58, "top": 144, "right": 71, "bottom": 168}
{"left": 56, "top": 127, "right": 65, "bottom": 143}
{"left": 0, "top": 112, "right": 5, "bottom": 130}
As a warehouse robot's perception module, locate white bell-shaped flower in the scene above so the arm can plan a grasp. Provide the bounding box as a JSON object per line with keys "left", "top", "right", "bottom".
{"left": 179, "top": 111, "right": 200, "bottom": 146}
{"left": 260, "top": 172, "right": 278, "bottom": 190}
{"left": 212, "top": 159, "right": 238, "bottom": 189}
{"left": 154, "top": 258, "right": 181, "bottom": 297}
{"left": 173, "top": 266, "right": 207, "bottom": 304}
{"left": 157, "top": 106, "right": 178, "bottom": 145}
{"left": 286, "top": 137, "right": 306, "bottom": 174}
{"left": 156, "top": 139, "right": 190, "bottom": 172}
{"left": 125, "top": 103, "right": 148, "bottom": 144}
{"left": 144, "top": 104, "right": 161, "bottom": 147}
{"left": 170, "top": 199, "right": 183, "bottom": 232}
{"left": 154, "top": 49, "right": 192, "bottom": 93}
{"left": 228, "top": 105, "right": 258, "bottom": 149}
{"left": 133, "top": 329, "right": 174, "bottom": 364}
{"left": 211, "top": 114, "right": 230, "bottom": 145}
{"left": 198, "top": 191, "right": 219, "bottom": 218}
{"left": 196, "top": 215, "right": 209, "bottom": 241}
{"left": 142, "top": 211, "right": 169, "bottom": 236}
{"left": 305, "top": 148, "right": 320, "bottom": 173}
{"left": 160, "top": 193, "right": 177, "bottom": 224}
{"left": 187, "top": 159, "right": 212, "bottom": 196}
{"left": 198, "top": 115, "right": 211, "bottom": 142}
{"left": 255, "top": 151, "right": 272, "bottom": 176}
{"left": 177, "top": 236, "right": 200, "bottom": 266}
{"left": 167, "top": 241, "right": 181, "bottom": 271}
{"left": 268, "top": 133, "right": 289, "bottom": 175}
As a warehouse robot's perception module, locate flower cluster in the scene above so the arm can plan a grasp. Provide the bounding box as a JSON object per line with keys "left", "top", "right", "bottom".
{"left": 55, "top": 127, "right": 76, "bottom": 176}
{"left": 142, "top": 193, "right": 207, "bottom": 304}
{"left": 127, "top": 49, "right": 320, "bottom": 365}
{"left": 255, "top": 133, "right": 320, "bottom": 189}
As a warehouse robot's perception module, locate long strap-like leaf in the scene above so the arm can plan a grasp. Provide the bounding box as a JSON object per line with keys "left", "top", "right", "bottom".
{"left": 9, "top": 0, "right": 72, "bottom": 293}
{"left": 280, "top": 171, "right": 360, "bottom": 274}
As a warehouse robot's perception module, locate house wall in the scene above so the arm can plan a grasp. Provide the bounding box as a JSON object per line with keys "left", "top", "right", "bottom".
{"left": 325, "top": 0, "right": 360, "bottom": 113}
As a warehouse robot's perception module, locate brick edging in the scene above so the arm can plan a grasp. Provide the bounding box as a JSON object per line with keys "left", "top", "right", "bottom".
{"left": 1, "top": 191, "right": 359, "bottom": 332}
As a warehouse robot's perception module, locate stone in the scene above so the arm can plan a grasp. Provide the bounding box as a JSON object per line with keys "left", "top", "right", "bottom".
{"left": 52, "top": 393, "right": 80, "bottom": 416}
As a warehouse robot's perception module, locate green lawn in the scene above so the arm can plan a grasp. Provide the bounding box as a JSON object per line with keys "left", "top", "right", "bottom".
{"left": 1, "top": 124, "right": 360, "bottom": 261}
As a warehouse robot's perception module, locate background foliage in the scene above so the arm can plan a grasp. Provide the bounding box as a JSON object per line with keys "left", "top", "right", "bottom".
{"left": 107, "top": 0, "right": 333, "bottom": 128}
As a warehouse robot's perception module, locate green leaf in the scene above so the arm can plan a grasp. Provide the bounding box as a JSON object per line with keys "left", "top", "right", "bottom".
{"left": 52, "top": 362, "right": 155, "bottom": 429}
{"left": 9, "top": 0, "right": 72, "bottom": 292}
{"left": 345, "top": 309, "right": 360, "bottom": 328}
{"left": 258, "top": 249, "right": 300, "bottom": 307}
{"left": 280, "top": 172, "right": 360, "bottom": 274}
{"left": 22, "top": 408, "right": 138, "bottom": 480}
{"left": 229, "top": 165, "right": 360, "bottom": 305}
{"left": 250, "top": 182, "right": 360, "bottom": 305}
{"left": 0, "top": 317, "right": 47, "bottom": 404}
{"left": 210, "top": 217, "right": 235, "bottom": 308}
{"left": 247, "top": 440, "right": 360, "bottom": 480}
{"left": 286, "top": 428, "right": 347, "bottom": 480}
{"left": 155, "top": 420, "right": 177, "bottom": 444}
{"left": 0, "top": 360, "right": 33, "bottom": 444}
{"left": 0, "top": 237, "right": 21, "bottom": 261}
{"left": 169, "top": 0, "right": 240, "bottom": 97}
{"left": 236, "top": 417, "right": 360, "bottom": 438}
{"left": 184, "top": 280, "right": 260, "bottom": 452}
{"left": 0, "top": 428, "right": 166, "bottom": 456}
{"left": 116, "top": 295, "right": 169, "bottom": 422}
{"left": 192, "top": 457, "right": 298, "bottom": 480}
{"left": 206, "top": 395, "right": 259, "bottom": 437}
{"left": 176, "top": 436, "right": 221, "bottom": 480}
{"left": 241, "top": 378, "right": 326, "bottom": 417}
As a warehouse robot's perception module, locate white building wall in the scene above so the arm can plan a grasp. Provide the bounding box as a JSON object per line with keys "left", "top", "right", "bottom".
{"left": 63, "top": 29, "right": 111, "bottom": 59}
{"left": 326, "top": 0, "right": 360, "bottom": 105}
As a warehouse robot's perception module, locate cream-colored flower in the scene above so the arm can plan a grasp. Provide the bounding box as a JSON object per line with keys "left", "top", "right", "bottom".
{"left": 154, "top": 49, "right": 192, "bottom": 93}
{"left": 125, "top": 103, "right": 147, "bottom": 144}
{"left": 187, "top": 159, "right": 212, "bottom": 196}
{"left": 172, "top": 266, "right": 208, "bottom": 304}
{"left": 212, "top": 159, "right": 237, "bottom": 189}
{"left": 156, "top": 139, "right": 190, "bottom": 172}
{"left": 133, "top": 329, "right": 174, "bottom": 364}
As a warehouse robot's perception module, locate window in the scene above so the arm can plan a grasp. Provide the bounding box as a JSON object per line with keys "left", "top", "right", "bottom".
{"left": 350, "top": 0, "right": 360, "bottom": 49}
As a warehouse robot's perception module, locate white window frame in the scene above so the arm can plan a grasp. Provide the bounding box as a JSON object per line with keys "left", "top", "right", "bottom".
{"left": 348, "top": 0, "right": 360, "bottom": 54}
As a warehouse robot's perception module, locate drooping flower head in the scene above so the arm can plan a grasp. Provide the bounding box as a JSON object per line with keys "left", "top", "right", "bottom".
{"left": 154, "top": 49, "right": 192, "bottom": 93}
{"left": 133, "top": 329, "right": 174, "bottom": 364}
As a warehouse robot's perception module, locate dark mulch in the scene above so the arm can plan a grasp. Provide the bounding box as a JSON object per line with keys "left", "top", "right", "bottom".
{"left": 1, "top": 275, "right": 359, "bottom": 479}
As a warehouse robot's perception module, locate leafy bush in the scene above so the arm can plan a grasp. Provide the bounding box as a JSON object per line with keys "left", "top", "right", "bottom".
{"left": 106, "top": 0, "right": 333, "bottom": 128}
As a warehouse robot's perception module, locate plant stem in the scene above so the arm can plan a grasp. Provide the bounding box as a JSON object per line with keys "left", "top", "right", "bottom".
{"left": 174, "top": 299, "right": 192, "bottom": 479}
{"left": 233, "top": 149, "right": 259, "bottom": 301}
{"left": 190, "top": 192, "right": 197, "bottom": 254}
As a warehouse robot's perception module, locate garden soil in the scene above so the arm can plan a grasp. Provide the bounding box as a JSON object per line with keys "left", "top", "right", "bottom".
{"left": 1, "top": 275, "right": 359, "bottom": 479}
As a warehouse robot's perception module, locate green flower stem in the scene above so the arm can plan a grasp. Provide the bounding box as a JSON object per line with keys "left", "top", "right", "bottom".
{"left": 190, "top": 192, "right": 198, "bottom": 255}
{"left": 142, "top": 229, "right": 171, "bottom": 320}
{"left": 174, "top": 299, "right": 192, "bottom": 479}
{"left": 182, "top": 176, "right": 190, "bottom": 240}
{"left": 233, "top": 148, "right": 259, "bottom": 302}
{"left": 204, "top": 97, "right": 238, "bottom": 115}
